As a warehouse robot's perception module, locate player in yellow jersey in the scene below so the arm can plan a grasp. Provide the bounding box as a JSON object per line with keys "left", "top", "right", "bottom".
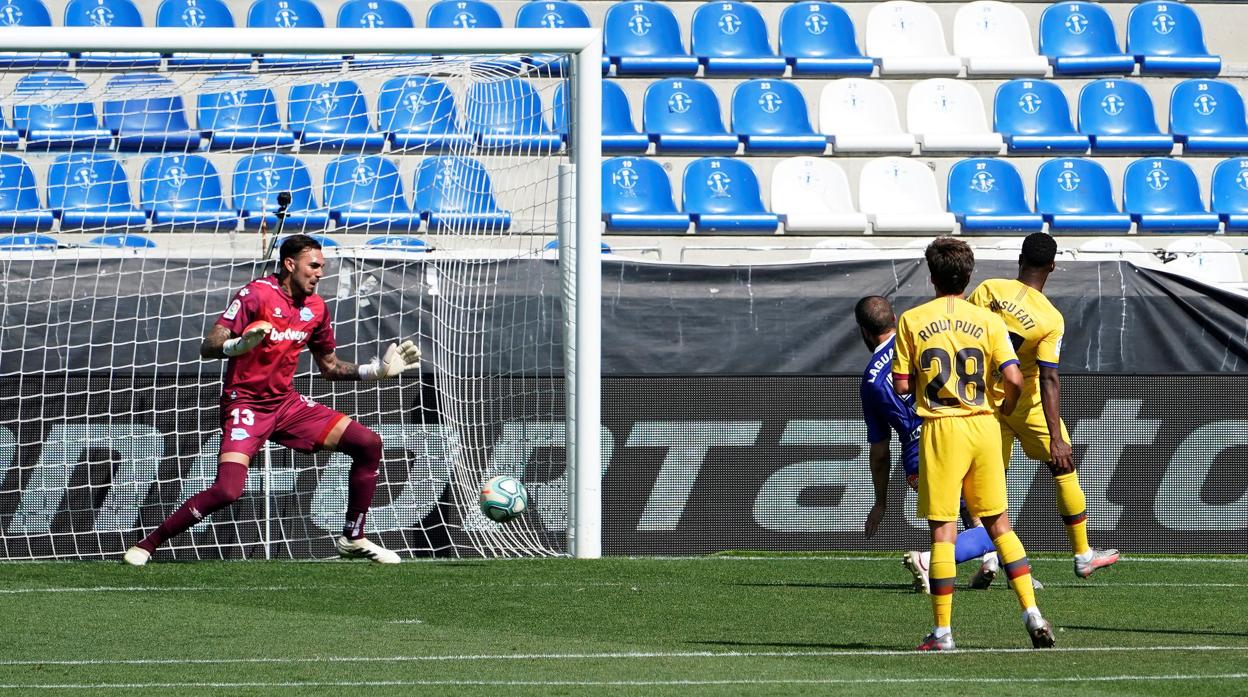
{"left": 968, "top": 232, "right": 1120, "bottom": 580}
{"left": 895, "top": 238, "right": 1054, "bottom": 651}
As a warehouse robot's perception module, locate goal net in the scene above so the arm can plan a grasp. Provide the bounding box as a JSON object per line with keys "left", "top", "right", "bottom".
{"left": 0, "top": 28, "right": 602, "bottom": 561}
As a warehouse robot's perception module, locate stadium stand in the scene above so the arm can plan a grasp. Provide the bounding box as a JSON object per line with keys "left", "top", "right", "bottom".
{"left": 64, "top": 0, "right": 162, "bottom": 68}
{"left": 602, "top": 156, "right": 691, "bottom": 233}
{"left": 818, "top": 78, "right": 916, "bottom": 154}
{"left": 0, "top": 232, "right": 58, "bottom": 248}
{"left": 232, "top": 153, "right": 331, "bottom": 230}
{"left": 379, "top": 76, "right": 473, "bottom": 153}
{"left": 947, "top": 157, "right": 1045, "bottom": 233}
{"left": 103, "top": 74, "right": 202, "bottom": 153}
{"left": 777, "top": 2, "right": 874, "bottom": 77}
{"left": 604, "top": 1, "right": 700, "bottom": 76}
{"left": 1123, "top": 157, "right": 1221, "bottom": 233}
{"left": 858, "top": 156, "right": 957, "bottom": 233}
{"left": 1078, "top": 79, "right": 1175, "bottom": 154}
{"left": 1035, "top": 157, "right": 1133, "bottom": 234}
{"left": 732, "top": 79, "right": 827, "bottom": 154}
{"left": 0, "top": 154, "right": 54, "bottom": 231}
{"left": 952, "top": 1, "right": 1048, "bottom": 77}
{"left": 288, "top": 80, "right": 387, "bottom": 152}
{"left": 555, "top": 81, "right": 651, "bottom": 154}
{"left": 994, "top": 79, "right": 1090, "bottom": 154}
{"left": 464, "top": 78, "right": 562, "bottom": 153}
{"left": 866, "top": 1, "right": 962, "bottom": 76}
{"left": 323, "top": 154, "right": 421, "bottom": 231}
{"left": 13, "top": 73, "right": 112, "bottom": 151}
{"left": 337, "top": 0, "right": 412, "bottom": 27}
{"left": 515, "top": 0, "right": 592, "bottom": 73}
{"left": 198, "top": 76, "right": 296, "bottom": 150}
{"left": 246, "top": 0, "right": 342, "bottom": 68}
{"left": 87, "top": 232, "right": 157, "bottom": 247}
{"left": 769, "top": 156, "right": 868, "bottom": 233}
{"left": 906, "top": 78, "right": 1004, "bottom": 153}
{"left": 140, "top": 154, "right": 239, "bottom": 230}
{"left": 0, "top": 0, "right": 70, "bottom": 68}
{"left": 1169, "top": 79, "right": 1248, "bottom": 154}
{"left": 413, "top": 156, "right": 511, "bottom": 232}
{"left": 157, "top": 0, "right": 252, "bottom": 68}
{"left": 1039, "top": 1, "right": 1136, "bottom": 76}
{"left": 426, "top": 0, "right": 503, "bottom": 28}
{"left": 691, "top": 1, "right": 787, "bottom": 77}
{"left": 682, "top": 157, "right": 778, "bottom": 233}
{"left": 1211, "top": 158, "right": 1248, "bottom": 233}
{"left": 47, "top": 153, "right": 148, "bottom": 230}
{"left": 1126, "top": 0, "right": 1221, "bottom": 76}
{"left": 643, "top": 79, "right": 740, "bottom": 154}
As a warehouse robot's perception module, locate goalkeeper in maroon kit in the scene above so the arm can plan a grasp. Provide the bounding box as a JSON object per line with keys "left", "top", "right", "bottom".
{"left": 125, "top": 235, "right": 420, "bottom": 565}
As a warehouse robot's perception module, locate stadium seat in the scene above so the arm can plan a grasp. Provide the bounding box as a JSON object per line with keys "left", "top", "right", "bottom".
{"left": 691, "top": 1, "right": 786, "bottom": 77}
{"left": 858, "top": 156, "right": 956, "bottom": 233}
{"left": 0, "top": 233, "right": 57, "bottom": 248}
{"left": 199, "top": 76, "right": 295, "bottom": 150}
{"left": 643, "top": 79, "right": 739, "bottom": 155}
{"left": 0, "top": 0, "right": 70, "bottom": 68}
{"left": 87, "top": 233, "right": 156, "bottom": 248}
{"left": 378, "top": 75, "right": 472, "bottom": 152}
{"left": 1035, "top": 158, "right": 1131, "bottom": 233}
{"left": 140, "top": 154, "right": 239, "bottom": 230}
{"left": 1126, "top": 0, "right": 1220, "bottom": 76}
{"left": 13, "top": 73, "right": 113, "bottom": 151}
{"left": 1123, "top": 157, "right": 1221, "bottom": 233}
{"left": 732, "top": 80, "right": 827, "bottom": 154}
{"left": 554, "top": 82, "right": 650, "bottom": 155}
{"left": 102, "top": 74, "right": 202, "bottom": 152}
{"left": 604, "top": 1, "right": 699, "bottom": 76}
{"left": 543, "top": 239, "right": 612, "bottom": 254}
{"left": 778, "top": 2, "right": 874, "bottom": 77}
{"left": 769, "top": 156, "right": 867, "bottom": 233}
{"left": 288, "top": 80, "right": 387, "bottom": 152}
{"left": 0, "top": 108, "right": 21, "bottom": 149}
{"left": 232, "top": 153, "right": 330, "bottom": 230}
{"left": 947, "top": 158, "right": 1044, "bottom": 233}
{"left": 64, "top": 0, "right": 162, "bottom": 68}
{"left": 1039, "top": 2, "right": 1135, "bottom": 75}
{"left": 157, "top": 0, "right": 252, "bottom": 68}
{"left": 819, "top": 78, "right": 916, "bottom": 154}
{"left": 1211, "top": 158, "right": 1248, "bottom": 233}
{"left": 366, "top": 235, "right": 427, "bottom": 249}
{"left": 247, "top": 0, "right": 342, "bottom": 68}
{"left": 1162, "top": 238, "right": 1243, "bottom": 282}
{"left": 47, "top": 153, "right": 147, "bottom": 229}
{"left": 323, "top": 155, "right": 420, "bottom": 231}
{"left": 601, "top": 157, "right": 690, "bottom": 233}
{"left": 865, "top": 1, "right": 963, "bottom": 76}
{"left": 994, "top": 79, "right": 1089, "bottom": 153}
{"left": 427, "top": 0, "right": 502, "bottom": 28}
{"left": 0, "top": 154, "right": 54, "bottom": 232}
{"left": 338, "top": 0, "right": 411, "bottom": 27}
{"left": 464, "top": 79, "right": 562, "bottom": 153}
{"left": 413, "top": 156, "right": 510, "bottom": 232}
{"left": 515, "top": 1, "right": 592, "bottom": 73}
{"left": 1169, "top": 80, "right": 1248, "bottom": 154}
{"left": 953, "top": 1, "right": 1049, "bottom": 76}
{"left": 682, "top": 158, "right": 778, "bottom": 233}
{"left": 907, "top": 78, "right": 1004, "bottom": 153}
{"left": 1079, "top": 79, "right": 1174, "bottom": 153}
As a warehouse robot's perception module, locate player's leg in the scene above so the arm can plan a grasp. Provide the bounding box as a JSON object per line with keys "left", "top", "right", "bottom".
{"left": 914, "top": 418, "right": 965, "bottom": 651}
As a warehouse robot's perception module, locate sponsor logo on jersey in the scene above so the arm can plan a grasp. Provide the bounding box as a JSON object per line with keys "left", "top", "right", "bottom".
{"left": 223, "top": 299, "right": 241, "bottom": 320}
{"left": 230, "top": 427, "right": 249, "bottom": 441}
{"left": 299, "top": 307, "right": 314, "bottom": 322}
{"left": 272, "top": 307, "right": 283, "bottom": 317}
{"left": 268, "top": 328, "right": 309, "bottom": 342}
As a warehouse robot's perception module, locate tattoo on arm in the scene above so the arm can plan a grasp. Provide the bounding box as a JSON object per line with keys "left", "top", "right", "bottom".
{"left": 316, "top": 352, "right": 360, "bottom": 381}
{"left": 201, "top": 325, "right": 232, "bottom": 359}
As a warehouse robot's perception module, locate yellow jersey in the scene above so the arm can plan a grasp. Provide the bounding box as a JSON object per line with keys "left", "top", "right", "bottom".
{"left": 967, "top": 278, "right": 1064, "bottom": 398}
{"left": 894, "top": 296, "right": 1020, "bottom": 420}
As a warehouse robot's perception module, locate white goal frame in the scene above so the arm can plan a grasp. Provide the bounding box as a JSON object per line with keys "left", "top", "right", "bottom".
{"left": 0, "top": 27, "right": 604, "bottom": 559}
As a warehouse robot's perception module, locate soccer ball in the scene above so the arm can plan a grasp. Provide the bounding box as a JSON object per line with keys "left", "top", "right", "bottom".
{"left": 479, "top": 475, "right": 528, "bottom": 523}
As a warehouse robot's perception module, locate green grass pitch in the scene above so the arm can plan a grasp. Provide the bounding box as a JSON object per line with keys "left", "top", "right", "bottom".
{"left": 0, "top": 553, "right": 1245, "bottom": 696}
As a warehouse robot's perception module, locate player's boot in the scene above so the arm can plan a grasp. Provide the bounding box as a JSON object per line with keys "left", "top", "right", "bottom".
{"left": 1074, "top": 548, "right": 1120, "bottom": 578}
{"left": 915, "top": 632, "right": 955, "bottom": 651}
{"left": 969, "top": 552, "right": 998, "bottom": 590}
{"left": 902, "top": 550, "right": 930, "bottom": 594}
{"left": 122, "top": 546, "right": 151, "bottom": 566}
{"left": 1025, "top": 611, "right": 1056, "bottom": 649}
{"left": 336, "top": 535, "right": 401, "bottom": 564}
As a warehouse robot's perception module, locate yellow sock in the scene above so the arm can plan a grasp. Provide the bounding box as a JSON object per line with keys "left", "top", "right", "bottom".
{"left": 1054, "top": 472, "right": 1091, "bottom": 556}
{"left": 929, "top": 542, "right": 955, "bottom": 629}
{"left": 993, "top": 531, "right": 1037, "bottom": 611}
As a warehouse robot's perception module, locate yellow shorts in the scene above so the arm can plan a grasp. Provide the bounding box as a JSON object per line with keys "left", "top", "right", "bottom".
{"left": 998, "top": 396, "right": 1071, "bottom": 467}
{"left": 918, "top": 413, "right": 1008, "bottom": 522}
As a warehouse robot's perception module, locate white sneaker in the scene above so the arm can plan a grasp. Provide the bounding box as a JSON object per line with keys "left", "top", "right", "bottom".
{"left": 123, "top": 546, "right": 150, "bottom": 567}
{"left": 903, "top": 550, "right": 930, "bottom": 594}
{"left": 1024, "top": 609, "right": 1056, "bottom": 649}
{"left": 335, "top": 535, "right": 401, "bottom": 564}
{"left": 1075, "top": 548, "right": 1120, "bottom": 578}
{"left": 969, "top": 552, "right": 998, "bottom": 590}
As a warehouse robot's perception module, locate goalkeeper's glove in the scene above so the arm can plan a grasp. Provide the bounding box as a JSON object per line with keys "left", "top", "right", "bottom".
{"left": 358, "top": 340, "right": 421, "bottom": 381}
{"left": 222, "top": 321, "right": 272, "bottom": 357}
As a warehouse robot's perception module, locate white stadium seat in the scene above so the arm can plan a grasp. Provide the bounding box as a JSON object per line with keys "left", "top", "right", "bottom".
{"left": 858, "top": 156, "right": 957, "bottom": 233}
{"left": 1078, "top": 239, "right": 1155, "bottom": 266}
{"left": 819, "top": 78, "right": 917, "bottom": 154}
{"left": 808, "top": 238, "right": 883, "bottom": 262}
{"left": 771, "top": 157, "right": 869, "bottom": 233}
{"left": 1163, "top": 239, "right": 1244, "bottom": 284}
{"left": 866, "top": 1, "right": 963, "bottom": 76}
{"left": 906, "top": 78, "right": 1005, "bottom": 153}
{"left": 953, "top": 1, "right": 1050, "bottom": 77}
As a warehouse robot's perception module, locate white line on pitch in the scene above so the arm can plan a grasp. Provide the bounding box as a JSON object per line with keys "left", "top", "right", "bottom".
{"left": 684, "top": 555, "right": 1248, "bottom": 564}
{"left": 0, "top": 586, "right": 295, "bottom": 595}
{"left": 2, "top": 645, "right": 1245, "bottom": 667}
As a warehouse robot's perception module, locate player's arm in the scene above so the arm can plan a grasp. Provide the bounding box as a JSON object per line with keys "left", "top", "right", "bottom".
{"left": 1000, "top": 363, "right": 1022, "bottom": 416}
{"left": 314, "top": 341, "right": 422, "bottom": 382}
{"left": 1037, "top": 321, "right": 1074, "bottom": 472}
{"left": 989, "top": 315, "right": 1023, "bottom": 415}
{"left": 891, "top": 314, "right": 914, "bottom": 396}
{"left": 204, "top": 287, "right": 270, "bottom": 360}
{"left": 864, "top": 440, "right": 890, "bottom": 539}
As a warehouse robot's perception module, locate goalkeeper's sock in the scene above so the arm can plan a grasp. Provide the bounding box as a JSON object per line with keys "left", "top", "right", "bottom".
{"left": 929, "top": 542, "right": 955, "bottom": 630}
{"left": 954, "top": 525, "right": 995, "bottom": 564}
{"left": 338, "top": 421, "right": 382, "bottom": 540}
{"left": 993, "top": 530, "right": 1038, "bottom": 611}
{"left": 1053, "top": 472, "right": 1091, "bottom": 556}
{"left": 138, "top": 461, "right": 248, "bottom": 553}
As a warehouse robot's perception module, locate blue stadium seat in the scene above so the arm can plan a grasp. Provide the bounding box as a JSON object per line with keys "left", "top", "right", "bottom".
{"left": 157, "top": 0, "right": 251, "bottom": 68}
{"left": 604, "top": 1, "right": 700, "bottom": 76}
{"left": 141, "top": 154, "right": 238, "bottom": 229}
{"left": 337, "top": 0, "right": 411, "bottom": 27}
{"left": 102, "top": 74, "right": 202, "bottom": 152}
{"left": 515, "top": 1, "right": 592, "bottom": 73}
{"left": 1169, "top": 80, "right": 1248, "bottom": 154}
{"left": 643, "top": 79, "right": 739, "bottom": 155}
{"left": 1034, "top": 158, "right": 1132, "bottom": 233}
{"left": 1079, "top": 79, "right": 1174, "bottom": 153}
{"left": 0, "top": 108, "right": 21, "bottom": 149}
{"left": 64, "top": 0, "right": 162, "bottom": 68}
{"left": 778, "top": 2, "right": 874, "bottom": 77}
{"left": 602, "top": 157, "right": 689, "bottom": 233}
{"left": 543, "top": 239, "right": 612, "bottom": 253}
{"left": 13, "top": 73, "right": 112, "bottom": 151}
{"left": 232, "top": 153, "right": 330, "bottom": 230}
{"left": 47, "top": 153, "right": 146, "bottom": 229}
{"left": 413, "top": 156, "right": 511, "bottom": 232}
{"left": 378, "top": 75, "right": 472, "bottom": 152}
{"left": 994, "top": 79, "right": 1089, "bottom": 154}
{"left": 464, "top": 79, "right": 561, "bottom": 153}
{"left": 0, "top": 0, "right": 70, "bottom": 68}
{"left": 277, "top": 233, "right": 338, "bottom": 247}
{"left": 199, "top": 75, "right": 296, "bottom": 150}
{"left": 554, "top": 82, "right": 650, "bottom": 155}
{"left": 323, "top": 155, "right": 420, "bottom": 230}
{"left": 691, "top": 1, "right": 786, "bottom": 77}
{"left": 288, "top": 80, "right": 387, "bottom": 152}
{"left": 0, "top": 233, "right": 57, "bottom": 248}
{"left": 732, "top": 79, "right": 826, "bottom": 154}
{"left": 0, "top": 154, "right": 53, "bottom": 231}
{"left": 1126, "top": 0, "right": 1220, "bottom": 75}
{"left": 947, "top": 158, "right": 1044, "bottom": 234}
{"left": 1039, "top": 2, "right": 1135, "bottom": 75}
{"left": 1211, "top": 158, "right": 1248, "bottom": 233}
{"left": 1123, "top": 157, "right": 1221, "bottom": 233}
{"left": 427, "top": 0, "right": 501, "bottom": 28}
{"left": 88, "top": 233, "right": 156, "bottom": 247}
{"left": 247, "top": 0, "right": 342, "bottom": 68}
{"left": 682, "top": 158, "right": 778, "bottom": 233}
{"left": 366, "top": 235, "right": 427, "bottom": 249}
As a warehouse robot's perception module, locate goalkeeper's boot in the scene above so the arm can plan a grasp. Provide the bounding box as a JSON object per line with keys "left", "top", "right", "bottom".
{"left": 902, "top": 550, "right": 930, "bottom": 594}
{"left": 336, "top": 535, "right": 401, "bottom": 564}
{"left": 1074, "top": 548, "right": 1120, "bottom": 578}
{"left": 1025, "top": 610, "right": 1056, "bottom": 649}
{"left": 915, "top": 631, "right": 955, "bottom": 651}
{"left": 122, "top": 546, "right": 151, "bottom": 567}
{"left": 969, "top": 552, "right": 998, "bottom": 590}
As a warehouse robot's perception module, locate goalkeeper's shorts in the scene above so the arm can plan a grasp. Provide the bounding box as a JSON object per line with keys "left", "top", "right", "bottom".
{"left": 220, "top": 391, "right": 349, "bottom": 461}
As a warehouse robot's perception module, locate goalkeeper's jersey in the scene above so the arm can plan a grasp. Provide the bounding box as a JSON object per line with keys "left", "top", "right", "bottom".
{"left": 215, "top": 275, "right": 336, "bottom": 405}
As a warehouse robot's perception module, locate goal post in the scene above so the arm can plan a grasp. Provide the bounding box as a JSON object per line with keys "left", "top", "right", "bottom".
{"left": 0, "top": 28, "right": 603, "bottom": 560}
